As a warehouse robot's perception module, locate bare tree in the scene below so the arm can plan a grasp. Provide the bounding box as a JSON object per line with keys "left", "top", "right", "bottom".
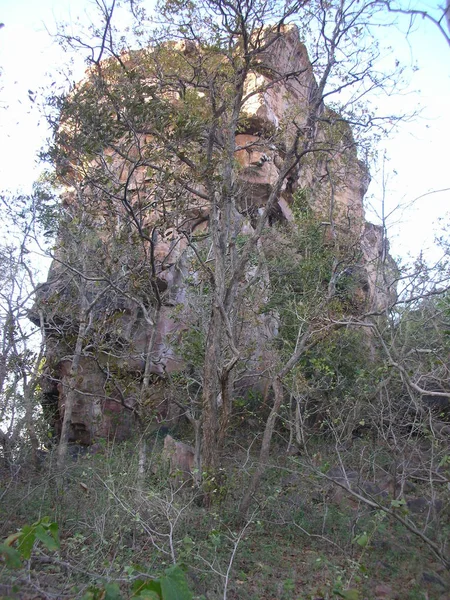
{"left": 375, "top": 0, "right": 450, "bottom": 48}
{"left": 41, "top": 0, "right": 410, "bottom": 497}
{"left": 0, "top": 191, "right": 50, "bottom": 469}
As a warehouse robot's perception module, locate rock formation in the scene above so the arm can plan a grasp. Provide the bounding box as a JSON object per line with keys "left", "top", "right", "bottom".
{"left": 31, "top": 25, "right": 397, "bottom": 445}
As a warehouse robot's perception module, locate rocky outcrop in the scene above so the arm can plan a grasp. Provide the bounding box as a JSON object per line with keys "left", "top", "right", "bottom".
{"left": 32, "top": 25, "right": 397, "bottom": 445}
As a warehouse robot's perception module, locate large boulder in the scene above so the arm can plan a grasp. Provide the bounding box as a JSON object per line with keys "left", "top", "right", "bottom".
{"left": 32, "top": 26, "right": 397, "bottom": 444}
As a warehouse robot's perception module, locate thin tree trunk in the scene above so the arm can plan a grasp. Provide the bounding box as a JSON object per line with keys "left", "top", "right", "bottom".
{"left": 136, "top": 305, "right": 161, "bottom": 491}
{"left": 201, "top": 305, "right": 222, "bottom": 473}
{"left": 217, "top": 369, "right": 234, "bottom": 449}
{"left": 239, "top": 326, "right": 334, "bottom": 518}
{"left": 137, "top": 435, "right": 146, "bottom": 485}
{"left": 23, "top": 309, "right": 46, "bottom": 468}
{"left": 193, "top": 417, "right": 202, "bottom": 486}
{"left": 57, "top": 281, "right": 88, "bottom": 473}
{"left": 24, "top": 384, "right": 39, "bottom": 467}
{"left": 239, "top": 376, "right": 284, "bottom": 518}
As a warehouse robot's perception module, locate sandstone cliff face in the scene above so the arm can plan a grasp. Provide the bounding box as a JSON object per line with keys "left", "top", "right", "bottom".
{"left": 33, "top": 26, "right": 397, "bottom": 445}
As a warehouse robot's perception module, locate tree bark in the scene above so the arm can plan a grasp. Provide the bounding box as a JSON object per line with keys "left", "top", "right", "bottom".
{"left": 136, "top": 304, "right": 161, "bottom": 491}
{"left": 239, "top": 376, "right": 284, "bottom": 518}
{"left": 56, "top": 279, "right": 88, "bottom": 473}
{"left": 201, "top": 305, "right": 222, "bottom": 472}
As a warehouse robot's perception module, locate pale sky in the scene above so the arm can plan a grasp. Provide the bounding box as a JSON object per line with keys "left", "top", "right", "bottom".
{"left": 364, "top": 7, "right": 450, "bottom": 264}
{"left": 0, "top": 0, "right": 449, "bottom": 265}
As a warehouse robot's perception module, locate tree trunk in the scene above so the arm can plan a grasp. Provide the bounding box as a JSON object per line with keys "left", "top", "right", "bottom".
{"left": 193, "top": 417, "right": 202, "bottom": 486}
{"left": 201, "top": 305, "right": 222, "bottom": 473}
{"left": 136, "top": 305, "right": 161, "bottom": 492}
{"left": 137, "top": 435, "right": 147, "bottom": 487}
{"left": 202, "top": 306, "right": 222, "bottom": 472}
{"left": 217, "top": 368, "right": 234, "bottom": 449}
{"left": 239, "top": 376, "right": 284, "bottom": 518}
{"left": 23, "top": 309, "right": 46, "bottom": 468}
{"left": 24, "top": 385, "right": 39, "bottom": 468}
{"left": 57, "top": 281, "right": 88, "bottom": 473}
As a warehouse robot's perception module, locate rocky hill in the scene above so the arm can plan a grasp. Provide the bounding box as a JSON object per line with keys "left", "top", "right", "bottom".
{"left": 31, "top": 25, "right": 397, "bottom": 446}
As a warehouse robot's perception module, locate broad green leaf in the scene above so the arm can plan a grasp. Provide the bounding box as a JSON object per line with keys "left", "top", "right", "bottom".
{"left": 358, "top": 563, "right": 368, "bottom": 574}
{"left": 81, "top": 589, "right": 103, "bottom": 600}
{"left": 160, "top": 565, "right": 192, "bottom": 600}
{"left": 0, "top": 543, "right": 22, "bottom": 568}
{"left": 34, "top": 525, "right": 59, "bottom": 552}
{"left": 354, "top": 532, "right": 368, "bottom": 547}
{"left": 182, "top": 535, "right": 194, "bottom": 549}
{"left": 48, "top": 521, "right": 60, "bottom": 544}
{"left": 104, "top": 582, "right": 123, "bottom": 599}
{"left": 132, "top": 579, "right": 162, "bottom": 597}
{"left": 17, "top": 525, "right": 35, "bottom": 559}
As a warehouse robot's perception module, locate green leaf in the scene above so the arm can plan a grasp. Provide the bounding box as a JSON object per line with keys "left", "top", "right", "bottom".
{"left": 390, "top": 498, "right": 406, "bottom": 509}
{"left": 104, "top": 582, "right": 123, "bottom": 599}
{"left": 17, "top": 525, "right": 35, "bottom": 559}
{"left": 81, "top": 589, "right": 101, "bottom": 600}
{"left": 48, "top": 522, "right": 60, "bottom": 547}
{"left": 132, "top": 579, "right": 162, "bottom": 598}
{"left": 160, "top": 565, "right": 192, "bottom": 600}
{"left": 81, "top": 586, "right": 121, "bottom": 600}
{"left": 34, "top": 525, "right": 59, "bottom": 552}
{"left": 0, "top": 543, "right": 22, "bottom": 568}
{"left": 353, "top": 532, "right": 368, "bottom": 547}
{"left": 438, "top": 455, "right": 450, "bottom": 467}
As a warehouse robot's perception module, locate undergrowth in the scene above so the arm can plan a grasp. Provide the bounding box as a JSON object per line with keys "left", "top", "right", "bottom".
{"left": 1, "top": 435, "right": 449, "bottom": 599}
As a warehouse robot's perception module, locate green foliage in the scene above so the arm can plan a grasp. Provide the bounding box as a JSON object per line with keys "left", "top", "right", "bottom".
{"left": 301, "top": 328, "right": 374, "bottom": 390}
{"left": 1, "top": 440, "right": 448, "bottom": 599}
{"left": 82, "top": 565, "right": 193, "bottom": 600}
{"left": 177, "top": 326, "right": 206, "bottom": 368}
{"left": 0, "top": 517, "right": 60, "bottom": 568}
{"left": 46, "top": 38, "right": 236, "bottom": 181}
{"left": 353, "top": 532, "right": 369, "bottom": 548}
{"left": 263, "top": 191, "right": 365, "bottom": 360}
{"left": 201, "top": 467, "right": 228, "bottom": 504}
{"left": 4, "top": 0, "right": 449, "bottom": 595}
{"left": 82, "top": 583, "right": 123, "bottom": 600}
{"left": 0, "top": 496, "right": 193, "bottom": 599}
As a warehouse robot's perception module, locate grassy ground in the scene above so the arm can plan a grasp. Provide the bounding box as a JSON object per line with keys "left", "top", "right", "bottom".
{"left": 1, "top": 435, "right": 449, "bottom": 600}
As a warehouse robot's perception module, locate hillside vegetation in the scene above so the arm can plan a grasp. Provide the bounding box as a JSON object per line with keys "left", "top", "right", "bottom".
{"left": 1, "top": 0, "right": 450, "bottom": 598}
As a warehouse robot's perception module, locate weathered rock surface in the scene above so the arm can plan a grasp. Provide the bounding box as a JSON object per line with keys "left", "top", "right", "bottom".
{"left": 32, "top": 26, "right": 397, "bottom": 444}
